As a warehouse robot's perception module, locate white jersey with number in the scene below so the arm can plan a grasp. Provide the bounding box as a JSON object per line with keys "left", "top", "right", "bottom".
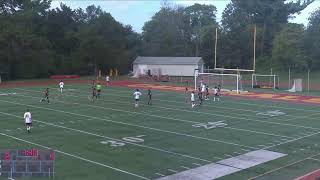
{"left": 191, "top": 93, "right": 195, "bottom": 101}
{"left": 133, "top": 91, "right": 142, "bottom": 100}
{"left": 59, "top": 82, "right": 64, "bottom": 88}
{"left": 24, "top": 112, "right": 32, "bottom": 124}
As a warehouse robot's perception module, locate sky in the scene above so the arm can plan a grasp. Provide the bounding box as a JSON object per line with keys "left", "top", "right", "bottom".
{"left": 50, "top": 0, "right": 320, "bottom": 33}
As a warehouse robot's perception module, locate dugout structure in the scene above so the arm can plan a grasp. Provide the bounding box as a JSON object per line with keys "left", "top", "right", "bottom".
{"left": 252, "top": 74, "right": 279, "bottom": 89}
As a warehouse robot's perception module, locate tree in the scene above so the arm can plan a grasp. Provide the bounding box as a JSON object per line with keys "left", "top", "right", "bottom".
{"left": 304, "top": 8, "right": 320, "bottom": 69}
{"left": 271, "top": 23, "right": 308, "bottom": 70}
{"left": 221, "top": 0, "right": 314, "bottom": 59}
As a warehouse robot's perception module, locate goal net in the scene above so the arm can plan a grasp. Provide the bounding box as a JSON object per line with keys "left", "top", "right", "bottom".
{"left": 195, "top": 72, "right": 243, "bottom": 93}
{"left": 288, "top": 79, "right": 302, "bottom": 92}
{"left": 252, "top": 74, "right": 279, "bottom": 89}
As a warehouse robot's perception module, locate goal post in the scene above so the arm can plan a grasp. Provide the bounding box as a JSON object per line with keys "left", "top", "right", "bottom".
{"left": 195, "top": 72, "right": 242, "bottom": 93}
{"left": 252, "top": 74, "right": 279, "bottom": 89}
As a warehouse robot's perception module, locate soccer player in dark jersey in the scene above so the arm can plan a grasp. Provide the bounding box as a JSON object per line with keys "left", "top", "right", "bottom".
{"left": 185, "top": 87, "right": 189, "bottom": 102}
{"left": 198, "top": 87, "right": 203, "bottom": 105}
{"left": 205, "top": 85, "right": 209, "bottom": 100}
{"left": 147, "top": 89, "right": 152, "bottom": 105}
{"left": 40, "top": 88, "right": 50, "bottom": 103}
{"left": 92, "top": 87, "right": 97, "bottom": 102}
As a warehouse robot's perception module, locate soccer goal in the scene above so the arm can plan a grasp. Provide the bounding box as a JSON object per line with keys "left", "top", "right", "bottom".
{"left": 252, "top": 74, "right": 279, "bottom": 89}
{"left": 195, "top": 71, "right": 243, "bottom": 93}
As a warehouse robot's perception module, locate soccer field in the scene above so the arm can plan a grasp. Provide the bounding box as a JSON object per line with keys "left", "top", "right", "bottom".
{"left": 0, "top": 83, "right": 320, "bottom": 180}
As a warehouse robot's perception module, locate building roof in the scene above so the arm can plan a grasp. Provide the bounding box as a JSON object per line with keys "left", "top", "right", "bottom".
{"left": 133, "top": 56, "right": 203, "bottom": 65}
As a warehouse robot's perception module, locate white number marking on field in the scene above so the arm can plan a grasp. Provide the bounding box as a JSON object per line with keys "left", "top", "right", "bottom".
{"left": 100, "top": 135, "right": 145, "bottom": 147}
{"left": 256, "top": 110, "right": 286, "bottom": 117}
{"left": 192, "top": 121, "right": 227, "bottom": 129}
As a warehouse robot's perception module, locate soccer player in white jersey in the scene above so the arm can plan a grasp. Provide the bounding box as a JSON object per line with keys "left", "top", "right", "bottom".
{"left": 106, "top": 75, "right": 110, "bottom": 86}
{"left": 133, "top": 89, "right": 142, "bottom": 108}
{"left": 24, "top": 109, "right": 32, "bottom": 133}
{"left": 59, "top": 80, "right": 64, "bottom": 93}
{"left": 213, "top": 86, "right": 220, "bottom": 101}
{"left": 191, "top": 91, "right": 195, "bottom": 108}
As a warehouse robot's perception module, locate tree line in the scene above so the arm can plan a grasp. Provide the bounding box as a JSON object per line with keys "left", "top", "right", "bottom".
{"left": 0, "top": 0, "right": 319, "bottom": 79}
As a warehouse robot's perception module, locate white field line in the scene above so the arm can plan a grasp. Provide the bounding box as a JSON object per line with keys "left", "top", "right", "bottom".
{"left": 155, "top": 173, "right": 165, "bottom": 177}
{"left": 249, "top": 151, "right": 320, "bottom": 180}
{"left": 0, "top": 99, "right": 256, "bottom": 150}
{"left": 68, "top": 84, "right": 320, "bottom": 114}
{"left": 0, "top": 132, "right": 150, "bottom": 180}
{"left": 307, "top": 157, "right": 320, "bottom": 162}
{"left": 262, "top": 131, "right": 320, "bottom": 150}
{"left": 54, "top": 86, "right": 319, "bottom": 121}
{"left": 167, "top": 169, "right": 178, "bottom": 173}
{"left": 0, "top": 111, "right": 212, "bottom": 163}
{"left": 12, "top": 89, "right": 315, "bottom": 138}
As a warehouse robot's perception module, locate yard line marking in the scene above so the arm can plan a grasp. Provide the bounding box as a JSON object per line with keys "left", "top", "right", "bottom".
{"left": 308, "top": 158, "right": 320, "bottom": 162}
{"left": 233, "top": 152, "right": 242, "bottom": 155}
{"left": 155, "top": 173, "right": 166, "bottom": 177}
{"left": 192, "top": 163, "right": 201, "bottom": 166}
{"left": 17, "top": 128, "right": 22, "bottom": 130}
{"left": 5, "top": 129, "right": 11, "bottom": 132}
{"left": 263, "top": 131, "right": 320, "bottom": 150}
{"left": 168, "top": 169, "right": 178, "bottom": 173}
{"left": 249, "top": 151, "right": 320, "bottom": 180}
{"left": 0, "top": 99, "right": 256, "bottom": 149}
{"left": 0, "top": 111, "right": 212, "bottom": 163}
{"left": 225, "top": 154, "right": 233, "bottom": 158}
{"left": 0, "top": 132, "right": 150, "bottom": 180}
{"left": 14, "top": 88, "right": 316, "bottom": 137}
{"left": 180, "top": 166, "right": 190, "bottom": 170}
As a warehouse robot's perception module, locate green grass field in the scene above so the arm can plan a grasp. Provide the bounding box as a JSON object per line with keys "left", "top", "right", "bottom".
{"left": 0, "top": 83, "right": 320, "bottom": 180}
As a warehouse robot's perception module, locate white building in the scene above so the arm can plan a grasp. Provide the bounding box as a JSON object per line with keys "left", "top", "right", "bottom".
{"left": 132, "top": 56, "right": 204, "bottom": 77}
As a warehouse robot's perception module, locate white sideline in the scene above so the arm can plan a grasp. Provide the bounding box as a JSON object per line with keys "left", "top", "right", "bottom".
{"left": 11, "top": 88, "right": 317, "bottom": 137}
{"left": 156, "top": 150, "right": 286, "bottom": 180}
{"left": 0, "top": 95, "right": 258, "bottom": 149}
{"left": 0, "top": 132, "right": 150, "bottom": 180}
{"left": 0, "top": 111, "right": 212, "bottom": 163}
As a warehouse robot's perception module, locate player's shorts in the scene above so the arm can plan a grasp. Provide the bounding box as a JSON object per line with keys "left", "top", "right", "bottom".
{"left": 215, "top": 93, "right": 219, "bottom": 97}
{"left": 60, "top": 86, "right": 63, "bottom": 89}
{"left": 135, "top": 99, "right": 139, "bottom": 102}
{"left": 97, "top": 90, "right": 101, "bottom": 93}
{"left": 25, "top": 123, "right": 32, "bottom": 126}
